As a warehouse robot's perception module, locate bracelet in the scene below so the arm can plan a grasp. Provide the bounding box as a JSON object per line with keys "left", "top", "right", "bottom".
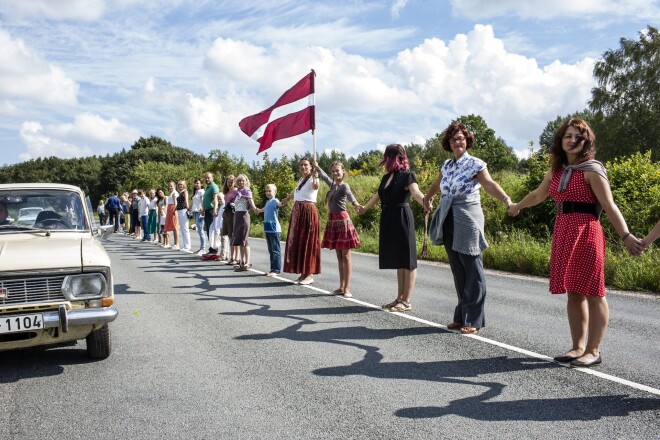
{"left": 621, "top": 232, "right": 631, "bottom": 240}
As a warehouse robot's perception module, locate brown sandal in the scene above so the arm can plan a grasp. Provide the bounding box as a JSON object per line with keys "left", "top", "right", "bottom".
{"left": 389, "top": 300, "right": 411, "bottom": 312}
{"left": 381, "top": 299, "right": 399, "bottom": 309}
{"left": 447, "top": 322, "right": 463, "bottom": 330}
{"left": 459, "top": 327, "right": 480, "bottom": 334}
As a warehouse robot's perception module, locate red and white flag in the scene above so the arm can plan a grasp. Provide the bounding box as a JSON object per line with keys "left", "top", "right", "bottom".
{"left": 239, "top": 71, "right": 315, "bottom": 154}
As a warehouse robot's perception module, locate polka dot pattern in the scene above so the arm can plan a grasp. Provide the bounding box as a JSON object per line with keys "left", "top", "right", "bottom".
{"left": 549, "top": 169, "right": 606, "bottom": 297}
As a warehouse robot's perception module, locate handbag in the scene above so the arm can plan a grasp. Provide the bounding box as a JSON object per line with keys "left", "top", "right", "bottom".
{"left": 186, "top": 211, "right": 193, "bottom": 219}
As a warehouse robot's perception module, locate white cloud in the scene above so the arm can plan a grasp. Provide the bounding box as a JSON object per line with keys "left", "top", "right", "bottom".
{"left": 0, "top": 27, "right": 79, "bottom": 106}
{"left": 391, "top": 0, "right": 409, "bottom": 19}
{"left": 144, "top": 76, "right": 155, "bottom": 93}
{"left": 19, "top": 121, "right": 93, "bottom": 161}
{"left": 49, "top": 113, "right": 142, "bottom": 143}
{"left": 450, "top": 0, "right": 660, "bottom": 20}
{"left": 0, "top": 0, "right": 106, "bottom": 20}
{"left": 17, "top": 114, "right": 141, "bottom": 160}
{"left": 391, "top": 25, "right": 595, "bottom": 149}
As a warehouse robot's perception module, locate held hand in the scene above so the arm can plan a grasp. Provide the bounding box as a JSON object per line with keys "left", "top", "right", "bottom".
{"left": 422, "top": 195, "right": 433, "bottom": 212}
{"left": 508, "top": 203, "right": 520, "bottom": 217}
{"left": 624, "top": 234, "right": 644, "bottom": 256}
{"left": 357, "top": 205, "right": 366, "bottom": 215}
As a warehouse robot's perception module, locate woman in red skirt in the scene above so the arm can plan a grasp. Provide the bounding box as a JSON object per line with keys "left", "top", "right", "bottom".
{"left": 315, "top": 161, "right": 362, "bottom": 297}
{"left": 509, "top": 118, "right": 643, "bottom": 368}
{"left": 280, "top": 157, "right": 320, "bottom": 285}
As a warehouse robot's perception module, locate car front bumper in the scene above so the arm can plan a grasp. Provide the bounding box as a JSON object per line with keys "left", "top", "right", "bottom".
{"left": 42, "top": 305, "right": 118, "bottom": 331}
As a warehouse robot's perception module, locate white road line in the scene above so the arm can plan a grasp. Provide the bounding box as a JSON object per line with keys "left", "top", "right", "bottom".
{"left": 248, "top": 266, "right": 660, "bottom": 397}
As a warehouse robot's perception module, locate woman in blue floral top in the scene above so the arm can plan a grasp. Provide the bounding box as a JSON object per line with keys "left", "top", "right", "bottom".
{"left": 424, "top": 123, "right": 512, "bottom": 334}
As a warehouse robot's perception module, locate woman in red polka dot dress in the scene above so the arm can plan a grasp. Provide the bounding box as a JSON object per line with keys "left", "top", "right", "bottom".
{"left": 508, "top": 118, "right": 643, "bottom": 368}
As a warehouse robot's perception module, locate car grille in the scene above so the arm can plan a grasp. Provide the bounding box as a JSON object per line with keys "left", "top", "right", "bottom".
{"left": 0, "top": 276, "right": 66, "bottom": 306}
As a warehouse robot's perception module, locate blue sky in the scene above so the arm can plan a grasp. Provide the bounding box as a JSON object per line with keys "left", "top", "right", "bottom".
{"left": 0, "top": 0, "right": 657, "bottom": 165}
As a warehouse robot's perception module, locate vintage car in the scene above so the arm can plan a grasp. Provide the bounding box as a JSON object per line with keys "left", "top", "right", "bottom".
{"left": 0, "top": 183, "right": 117, "bottom": 359}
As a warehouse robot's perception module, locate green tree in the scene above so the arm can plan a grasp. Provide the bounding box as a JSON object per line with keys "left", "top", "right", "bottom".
{"left": 207, "top": 149, "right": 250, "bottom": 181}
{"left": 538, "top": 110, "right": 595, "bottom": 151}
{"left": 250, "top": 153, "right": 295, "bottom": 214}
{"left": 589, "top": 26, "right": 660, "bottom": 162}
{"left": 452, "top": 115, "right": 519, "bottom": 171}
{"left": 604, "top": 151, "right": 660, "bottom": 245}
{"left": 347, "top": 150, "right": 383, "bottom": 175}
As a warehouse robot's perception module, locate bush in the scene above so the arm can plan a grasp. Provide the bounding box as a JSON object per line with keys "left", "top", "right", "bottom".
{"left": 604, "top": 151, "right": 660, "bottom": 246}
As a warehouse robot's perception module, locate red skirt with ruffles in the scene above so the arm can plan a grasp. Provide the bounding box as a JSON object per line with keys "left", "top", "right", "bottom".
{"left": 322, "top": 211, "right": 360, "bottom": 250}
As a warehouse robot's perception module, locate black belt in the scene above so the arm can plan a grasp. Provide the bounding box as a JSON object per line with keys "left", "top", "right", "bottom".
{"left": 557, "top": 201, "right": 600, "bottom": 218}
{"left": 382, "top": 203, "right": 409, "bottom": 208}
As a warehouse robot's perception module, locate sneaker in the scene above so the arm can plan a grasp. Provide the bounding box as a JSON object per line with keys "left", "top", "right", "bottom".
{"left": 171, "top": 245, "right": 180, "bottom": 250}
{"left": 196, "top": 250, "right": 205, "bottom": 256}
{"left": 163, "top": 244, "right": 171, "bottom": 249}
{"left": 180, "top": 248, "right": 193, "bottom": 253}
{"left": 299, "top": 278, "right": 314, "bottom": 285}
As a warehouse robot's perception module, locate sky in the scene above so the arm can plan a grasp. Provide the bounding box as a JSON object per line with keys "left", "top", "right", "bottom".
{"left": 0, "top": 0, "right": 658, "bottom": 165}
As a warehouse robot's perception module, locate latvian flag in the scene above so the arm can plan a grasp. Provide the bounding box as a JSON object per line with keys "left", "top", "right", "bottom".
{"left": 239, "top": 70, "right": 315, "bottom": 154}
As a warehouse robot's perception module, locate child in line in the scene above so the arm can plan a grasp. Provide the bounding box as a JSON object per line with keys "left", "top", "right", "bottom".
{"left": 157, "top": 189, "right": 168, "bottom": 247}
{"left": 254, "top": 184, "right": 283, "bottom": 276}
{"left": 232, "top": 174, "right": 257, "bottom": 271}
{"left": 315, "top": 161, "right": 362, "bottom": 297}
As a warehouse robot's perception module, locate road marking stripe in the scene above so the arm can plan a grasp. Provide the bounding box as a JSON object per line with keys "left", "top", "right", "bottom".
{"left": 249, "top": 266, "right": 660, "bottom": 396}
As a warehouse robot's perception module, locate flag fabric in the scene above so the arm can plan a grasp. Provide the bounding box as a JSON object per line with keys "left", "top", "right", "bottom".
{"left": 239, "top": 71, "right": 315, "bottom": 154}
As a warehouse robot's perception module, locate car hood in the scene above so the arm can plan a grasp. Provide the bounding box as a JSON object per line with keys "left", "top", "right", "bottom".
{"left": 0, "top": 233, "right": 85, "bottom": 272}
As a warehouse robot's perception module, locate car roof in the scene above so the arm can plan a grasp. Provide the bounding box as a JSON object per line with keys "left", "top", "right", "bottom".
{"left": 0, "top": 183, "right": 84, "bottom": 193}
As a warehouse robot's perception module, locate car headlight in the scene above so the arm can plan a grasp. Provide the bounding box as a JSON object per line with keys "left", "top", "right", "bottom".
{"left": 62, "top": 274, "right": 108, "bottom": 300}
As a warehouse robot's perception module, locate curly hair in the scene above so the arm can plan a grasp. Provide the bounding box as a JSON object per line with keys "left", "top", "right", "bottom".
{"left": 440, "top": 123, "right": 475, "bottom": 152}
{"left": 379, "top": 144, "right": 409, "bottom": 172}
{"left": 550, "top": 118, "right": 596, "bottom": 170}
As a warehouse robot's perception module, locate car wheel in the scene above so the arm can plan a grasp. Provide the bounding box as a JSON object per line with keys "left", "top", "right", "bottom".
{"left": 86, "top": 324, "right": 111, "bottom": 359}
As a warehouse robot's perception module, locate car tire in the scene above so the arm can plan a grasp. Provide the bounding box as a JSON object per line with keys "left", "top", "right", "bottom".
{"left": 86, "top": 324, "right": 111, "bottom": 359}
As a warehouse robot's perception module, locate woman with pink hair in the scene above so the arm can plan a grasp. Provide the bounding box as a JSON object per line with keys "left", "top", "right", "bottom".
{"left": 359, "top": 144, "right": 427, "bottom": 312}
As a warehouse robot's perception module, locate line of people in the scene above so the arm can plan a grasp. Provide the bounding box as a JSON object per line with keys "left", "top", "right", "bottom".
{"left": 101, "top": 118, "right": 657, "bottom": 370}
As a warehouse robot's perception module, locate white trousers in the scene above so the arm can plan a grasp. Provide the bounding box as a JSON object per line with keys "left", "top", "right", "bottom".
{"left": 176, "top": 209, "right": 191, "bottom": 250}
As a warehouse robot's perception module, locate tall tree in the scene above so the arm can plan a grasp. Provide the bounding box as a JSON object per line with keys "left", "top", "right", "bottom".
{"left": 538, "top": 110, "right": 594, "bottom": 151}
{"left": 452, "top": 115, "right": 519, "bottom": 171}
{"left": 589, "top": 26, "right": 659, "bottom": 161}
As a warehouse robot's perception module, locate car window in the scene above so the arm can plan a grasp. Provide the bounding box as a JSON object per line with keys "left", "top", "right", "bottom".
{"left": 0, "top": 189, "right": 90, "bottom": 232}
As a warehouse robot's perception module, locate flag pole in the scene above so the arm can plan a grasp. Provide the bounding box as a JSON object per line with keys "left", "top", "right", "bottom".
{"left": 311, "top": 69, "right": 316, "bottom": 162}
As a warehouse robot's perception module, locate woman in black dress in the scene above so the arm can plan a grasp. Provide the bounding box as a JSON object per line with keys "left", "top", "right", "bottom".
{"left": 359, "top": 144, "right": 427, "bottom": 312}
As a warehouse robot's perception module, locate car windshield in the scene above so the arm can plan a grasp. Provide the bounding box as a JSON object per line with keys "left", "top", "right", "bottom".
{"left": 0, "top": 189, "right": 90, "bottom": 232}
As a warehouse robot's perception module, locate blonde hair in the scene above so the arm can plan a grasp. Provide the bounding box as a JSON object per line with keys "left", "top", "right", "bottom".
{"left": 177, "top": 180, "right": 187, "bottom": 189}
{"left": 236, "top": 174, "right": 250, "bottom": 189}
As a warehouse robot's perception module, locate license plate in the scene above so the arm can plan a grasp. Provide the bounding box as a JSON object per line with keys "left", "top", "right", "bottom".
{"left": 0, "top": 314, "right": 44, "bottom": 334}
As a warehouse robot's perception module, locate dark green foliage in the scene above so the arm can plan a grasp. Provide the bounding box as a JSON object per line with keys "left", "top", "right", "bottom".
{"left": 208, "top": 149, "right": 250, "bottom": 180}
{"left": 603, "top": 151, "right": 660, "bottom": 246}
{"left": 507, "top": 148, "right": 555, "bottom": 239}
{"left": 538, "top": 110, "right": 595, "bottom": 151}
{"left": 452, "top": 114, "right": 519, "bottom": 172}
{"left": 347, "top": 150, "right": 383, "bottom": 175}
{"left": 589, "top": 26, "right": 660, "bottom": 162}
{"left": 0, "top": 156, "right": 103, "bottom": 201}
{"left": 250, "top": 152, "right": 296, "bottom": 218}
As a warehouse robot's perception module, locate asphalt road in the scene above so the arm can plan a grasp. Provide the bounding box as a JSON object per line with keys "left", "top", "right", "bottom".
{"left": 1, "top": 232, "right": 659, "bottom": 439}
